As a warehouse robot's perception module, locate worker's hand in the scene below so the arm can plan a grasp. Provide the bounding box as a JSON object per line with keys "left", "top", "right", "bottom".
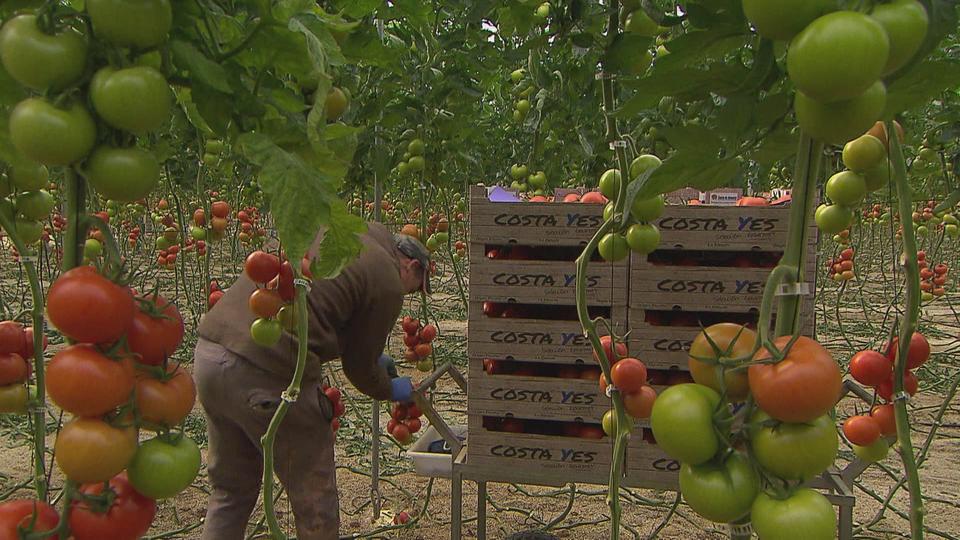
{"left": 390, "top": 377, "right": 414, "bottom": 402}
{"left": 378, "top": 353, "right": 399, "bottom": 378}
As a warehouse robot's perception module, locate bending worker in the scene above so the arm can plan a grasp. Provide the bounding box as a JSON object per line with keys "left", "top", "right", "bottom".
{"left": 193, "top": 222, "right": 431, "bottom": 539}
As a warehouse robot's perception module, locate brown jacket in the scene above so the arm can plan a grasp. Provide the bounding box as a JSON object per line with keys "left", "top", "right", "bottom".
{"left": 198, "top": 223, "right": 403, "bottom": 400}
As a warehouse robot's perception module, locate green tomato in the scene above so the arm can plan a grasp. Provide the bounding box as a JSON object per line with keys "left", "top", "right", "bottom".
{"left": 83, "top": 238, "right": 103, "bottom": 259}
{"left": 90, "top": 66, "right": 172, "bottom": 134}
{"left": 205, "top": 140, "right": 225, "bottom": 154}
{"left": 416, "top": 359, "right": 432, "bottom": 372}
{"left": 510, "top": 68, "right": 525, "bottom": 83}
{"left": 601, "top": 409, "right": 617, "bottom": 437}
{"left": 741, "top": 0, "right": 836, "bottom": 41}
{"left": 135, "top": 50, "right": 163, "bottom": 70}
{"left": 128, "top": 435, "right": 201, "bottom": 499}
{"left": 425, "top": 235, "right": 439, "bottom": 251}
{"left": 535, "top": 2, "right": 550, "bottom": 19}
{"left": 0, "top": 383, "right": 28, "bottom": 414}
{"left": 598, "top": 169, "right": 621, "bottom": 200}
{"left": 598, "top": 233, "right": 629, "bottom": 262}
{"left": 407, "top": 138, "right": 425, "bottom": 156}
{"left": 15, "top": 190, "right": 55, "bottom": 220}
{"left": 795, "top": 81, "right": 887, "bottom": 146}
{"left": 9, "top": 98, "right": 96, "bottom": 166}
{"left": 397, "top": 162, "right": 410, "bottom": 175}
{"left": 853, "top": 438, "right": 890, "bottom": 462}
{"left": 631, "top": 195, "right": 664, "bottom": 222}
{"left": 650, "top": 384, "right": 721, "bottom": 465}
{"left": 679, "top": 452, "right": 758, "bottom": 524}
{"left": 750, "top": 412, "right": 838, "bottom": 483}
{"left": 15, "top": 218, "right": 43, "bottom": 244}
{"left": 250, "top": 318, "right": 282, "bottom": 347}
{"left": 787, "top": 11, "right": 890, "bottom": 103}
{"left": 629, "top": 154, "right": 662, "bottom": 179}
{"left": 9, "top": 162, "right": 48, "bottom": 192}
{"left": 155, "top": 236, "right": 170, "bottom": 251}
{"left": 870, "top": 0, "right": 929, "bottom": 75}
{"left": 625, "top": 223, "right": 660, "bottom": 254}
{"left": 516, "top": 99, "right": 531, "bottom": 114}
{"left": 528, "top": 171, "right": 547, "bottom": 189}
{"left": 842, "top": 134, "right": 886, "bottom": 172}
{"left": 943, "top": 214, "right": 958, "bottom": 226}
{"left": 0, "top": 14, "right": 87, "bottom": 91}
{"left": 916, "top": 225, "right": 928, "bottom": 236}
{"left": 407, "top": 156, "right": 425, "bottom": 172}
{"left": 917, "top": 147, "right": 937, "bottom": 162}
{"left": 921, "top": 291, "right": 934, "bottom": 302}
{"left": 513, "top": 110, "right": 523, "bottom": 122}
{"left": 624, "top": 9, "right": 659, "bottom": 36}
{"left": 190, "top": 226, "right": 206, "bottom": 240}
{"left": 862, "top": 159, "right": 892, "bottom": 192}
{"left": 86, "top": 0, "right": 172, "bottom": 48}
{"left": 510, "top": 164, "right": 529, "bottom": 180}
{"left": 815, "top": 204, "right": 853, "bottom": 235}
{"left": 825, "top": 171, "right": 867, "bottom": 206}
{"left": 751, "top": 489, "right": 837, "bottom": 540}
{"left": 85, "top": 146, "right": 160, "bottom": 202}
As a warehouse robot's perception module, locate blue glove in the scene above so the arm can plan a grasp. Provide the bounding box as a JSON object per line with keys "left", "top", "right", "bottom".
{"left": 390, "top": 377, "right": 414, "bottom": 402}
{"left": 378, "top": 353, "right": 399, "bottom": 378}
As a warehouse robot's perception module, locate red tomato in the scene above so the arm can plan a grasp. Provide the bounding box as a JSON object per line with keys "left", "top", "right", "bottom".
{"left": 273, "top": 261, "right": 295, "bottom": 302}
{"left": 208, "top": 290, "right": 224, "bottom": 309}
{"left": 244, "top": 251, "right": 280, "bottom": 283}
{"left": 46, "top": 345, "right": 134, "bottom": 416}
{"left": 407, "top": 403, "right": 422, "bottom": 418}
{"left": 749, "top": 336, "right": 842, "bottom": 423}
{"left": 211, "top": 201, "right": 230, "bottom": 218}
{"left": 126, "top": 294, "right": 184, "bottom": 366}
{"left": 849, "top": 350, "right": 892, "bottom": 387}
{"left": 404, "top": 417, "right": 422, "bottom": 433}
{"left": 0, "top": 321, "right": 25, "bottom": 355}
{"left": 392, "top": 423, "right": 412, "bottom": 444}
{"left": 877, "top": 371, "right": 919, "bottom": 401}
{"left": 594, "top": 335, "right": 627, "bottom": 364}
{"left": 391, "top": 404, "right": 408, "bottom": 422}
{"left": 870, "top": 404, "right": 897, "bottom": 437}
{"left": 248, "top": 288, "right": 283, "bottom": 319}
{"left": 623, "top": 386, "right": 657, "bottom": 419}
{"left": 886, "top": 332, "right": 931, "bottom": 370}
{"left": 135, "top": 365, "right": 196, "bottom": 429}
{"left": 70, "top": 473, "right": 156, "bottom": 540}
{"left": 843, "top": 415, "right": 881, "bottom": 446}
{"left": 499, "top": 418, "right": 524, "bottom": 433}
{"left": 578, "top": 425, "right": 605, "bottom": 439}
{"left": 46, "top": 266, "right": 135, "bottom": 343}
{"left": 0, "top": 499, "right": 60, "bottom": 539}
{"left": 610, "top": 358, "right": 647, "bottom": 393}
{"left": 419, "top": 324, "right": 437, "bottom": 343}
{"left": 403, "top": 334, "right": 420, "bottom": 349}
{"left": 324, "top": 386, "right": 342, "bottom": 404}
{"left": 0, "top": 353, "right": 28, "bottom": 386}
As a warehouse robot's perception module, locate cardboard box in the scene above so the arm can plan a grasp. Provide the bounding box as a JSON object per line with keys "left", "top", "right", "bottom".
{"left": 470, "top": 255, "right": 628, "bottom": 306}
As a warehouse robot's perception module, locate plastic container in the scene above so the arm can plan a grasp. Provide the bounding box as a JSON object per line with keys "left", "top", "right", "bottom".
{"left": 404, "top": 424, "right": 467, "bottom": 478}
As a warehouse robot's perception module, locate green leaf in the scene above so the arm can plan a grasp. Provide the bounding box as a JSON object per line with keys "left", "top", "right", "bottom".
{"left": 192, "top": 83, "right": 234, "bottom": 136}
{"left": 170, "top": 40, "right": 234, "bottom": 94}
{"left": 661, "top": 125, "right": 724, "bottom": 155}
{"left": 622, "top": 163, "right": 662, "bottom": 224}
{"left": 173, "top": 88, "right": 215, "bottom": 136}
{"left": 312, "top": 204, "right": 367, "bottom": 280}
{"left": 335, "top": 0, "right": 381, "bottom": 18}
{"left": 749, "top": 126, "right": 798, "bottom": 167}
{"left": 238, "top": 133, "right": 347, "bottom": 262}
{"left": 884, "top": 60, "right": 960, "bottom": 118}
{"left": 687, "top": 158, "right": 741, "bottom": 190}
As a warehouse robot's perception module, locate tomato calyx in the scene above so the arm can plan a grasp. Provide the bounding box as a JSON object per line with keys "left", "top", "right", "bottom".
{"left": 73, "top": 484, "right": 119, "bottom": 515}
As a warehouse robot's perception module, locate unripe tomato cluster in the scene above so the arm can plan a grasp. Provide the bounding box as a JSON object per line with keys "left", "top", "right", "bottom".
{"left": 393, "top": 134, "right": 427, "bottom": 177}
{"left": 0, "top": 162, "right": 56, "bottom": 246}
{"left": 826, "top": 247, "right": 856, "bottom": 282}
{"left": 592, "top": 155, "right": 664, "bottom": 262}
{"left": 508, "top": 163, "right": 549, "bottom": 196}
{"left": 423, "top": 212, "right": 451, "bottom": 252}
{"left": 816, "top": 126, "right": 895, "bottom": 236}
{"left": 845, "top": 332, "right": 930, "bottom": 461}
{"left": 320, "top": 383, "right": 346, "bottom": 434}
{"left": 387, "top": 401, "right": 424, "bottom": 445}
{"left": 43, "top": 265, "right": 200, "bottom": 509}
{"left": 1, "top": 3, "right": 177, "bottom": 204}
{"left": 508, "top": 68, "right": 537, "bottom": 124}
{"left": 244, "top": 250, "right": 316, "bottom": 347}
{"left": 0, "top": 321, "right": 45, "bottom": 414}
{"left": 595, "top": 337, "right": 656, "bottom": 432}
{"left": 918, "top": 252, "right": 949, "bottom": 301}
{"left": 747, "top": 0, "right": 929, "bottom": 145}
{"left": 400, "top": 316, "right": 436, "bottom": 373}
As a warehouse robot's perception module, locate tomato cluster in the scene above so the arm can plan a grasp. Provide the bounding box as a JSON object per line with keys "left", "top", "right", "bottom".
{"left": 0, "top": 161, "right": 56, "bottom": 246}
{"left": 320, "top": 383, "right": 346, "bottom": 434}
{"left": 826, "top": 247, "right": 856, "bottom": 282}
{"left": 918, "top": 255, "right": 949, "bottom": 301}
{"left": 592, "top": 156, "right": 664, "bottom": 262}
{"left": 236, "top": 205, "right": 266, "bottom": 245}
{"left": 862, "top": 203, "right": 891, "bottom": 225}
{"left": 400, "top": 316, "right": 436, "bottom": 373}
{"left": 508, "top": 68, "right": 537, "bottom": 126}
{"left": 244, "top": 250, "right": 316, "bottom": 346}
{"left": 394, "top": 135, "right": 426, "bottom": 177}
{"left": 0, "top": 321, "right": 45, "bottom": 414}
{"left": 208, "top": 280, "right": 225, "bottom": 309}
{"left": 387, "top": 401, "right": 423, "bottom": 445}
{"left": 648, "top": 323, "right": 843, "bottom": 534}
{"left": 760, "top": 1, "right": 930, "bottom": 145}
{"left": 595, "top": 337, "right": 656, "bottom": 427}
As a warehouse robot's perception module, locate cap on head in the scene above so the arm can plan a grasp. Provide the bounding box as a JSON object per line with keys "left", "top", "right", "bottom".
{"left": 395, "top": 234, "right": 432, "bottom": 294}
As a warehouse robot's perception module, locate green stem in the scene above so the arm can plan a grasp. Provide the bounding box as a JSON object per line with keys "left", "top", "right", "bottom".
{"left": 774, "top": 133, "right": 822, "bottom": 337}
{"left": 887, "top": 121, "right": 925, "bottom": 540}
{"left": 0, "top": 212, "right": 48, "bottom": 501}
{"left": 62, "top": 168, "right": 87, "bottom": 271}
{"left": 261, "top": 271, "right": 310, "bottom": 540}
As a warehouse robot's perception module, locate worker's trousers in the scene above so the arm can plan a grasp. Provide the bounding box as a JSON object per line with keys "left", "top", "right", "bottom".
{"left": 193, "top": 338, "right": 339, "bottom": 540}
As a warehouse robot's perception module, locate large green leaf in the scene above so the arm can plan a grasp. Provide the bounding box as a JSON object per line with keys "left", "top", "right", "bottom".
{"left": 171, "top": 40, "right": 234, "bottom": 94}
{"left": 884, "top": 60, "right": 960, "bottom": 118}
{"left": 312, "top": 203, "right": 367, "bottom": 279}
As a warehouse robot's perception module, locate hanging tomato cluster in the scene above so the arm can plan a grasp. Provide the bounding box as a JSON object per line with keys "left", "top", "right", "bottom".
{"left": 595, "top": 156, "right": 664, "bottom": 262}
{"left": 321, "top": 383, "right": 346, "bottom": 434}
{"left": 42, "top": 264, "right": 200, "bottom": 532}
{"left": 0, "top": 160, "right": 56, "bottom": 246}
{"left": 208, "top": 280, "right": 225, "bottom": 309}
{"left": 0, "top": 321, "right": 46, "bottom": 414}
{"left": 387, "top": 401, "right": 424, "bottom": 445}
{"left": 400, "top": 316, "right": 436, "bottom": 373}
{"left": 596, "top": 336, "right": 656, "bottom": 431}
{"left": 918, "top": 252, "right": 949, "bottom": 301}
{"left": 244, "top": 250, "right": 314, "bottom": 347}
{"left": 190, "top": 199, "right": 232, "bottom": 243}
{"left": 826, "top": 247, "right": 856, "bottom": 282}
{"left": 236, "top": 206, "right": 266, "bottom": 245}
